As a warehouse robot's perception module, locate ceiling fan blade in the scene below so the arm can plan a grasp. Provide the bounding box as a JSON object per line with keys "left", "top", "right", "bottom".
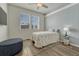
{"left": 42, "top": 4, "right": 48, "bottom": 8}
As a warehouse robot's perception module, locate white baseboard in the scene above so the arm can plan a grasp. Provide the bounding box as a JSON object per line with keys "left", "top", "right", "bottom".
{"left": 70, "top": 43, "right": 79, "bottom": 47}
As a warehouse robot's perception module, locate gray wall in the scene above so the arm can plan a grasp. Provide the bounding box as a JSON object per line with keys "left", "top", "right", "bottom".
{"left": 8, "top": 5, "right": 45, "bottom": 40}
{"left": 46, "top": 4, "right": 79, "bottom": 46}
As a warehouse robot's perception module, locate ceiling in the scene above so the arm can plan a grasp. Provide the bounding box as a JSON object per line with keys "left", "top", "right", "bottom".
{"left": 10, "top": 3, "right": 70, "bottom": 14}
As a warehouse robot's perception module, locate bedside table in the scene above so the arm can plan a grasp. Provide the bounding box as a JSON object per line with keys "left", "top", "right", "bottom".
{"left": 63, "top": 35, "right": 70, "bottom": 46}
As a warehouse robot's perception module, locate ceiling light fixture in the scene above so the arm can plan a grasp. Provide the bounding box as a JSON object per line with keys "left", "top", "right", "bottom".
{"left": 36, "top": 3, "right": 48, "bottom": 9}
{"left": 37, "top": 3, "right": 42, "bottom": 9}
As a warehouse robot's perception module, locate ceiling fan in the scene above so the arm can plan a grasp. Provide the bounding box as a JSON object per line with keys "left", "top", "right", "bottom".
{"left": 36, "top": 3, "right": 48, "bottom": 9}
{"left": 28, "top": 3, "right": 48, "bottom": 9}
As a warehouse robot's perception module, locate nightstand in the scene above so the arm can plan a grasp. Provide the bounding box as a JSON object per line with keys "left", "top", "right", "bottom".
{"left": 63, "top": 35, "right": 70, "bottom": 46}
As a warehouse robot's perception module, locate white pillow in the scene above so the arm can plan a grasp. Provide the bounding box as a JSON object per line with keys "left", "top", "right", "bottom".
{"left": 0, "top": 25, "right": 7, "bottom": 42}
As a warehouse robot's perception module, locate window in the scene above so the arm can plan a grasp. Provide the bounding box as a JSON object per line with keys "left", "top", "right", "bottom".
{"left": 31, "top": 16, "right": 39, "bottom": 29}
{"left": 20, "top": 13, "right": 29, "bottom": 29}
{"left": 20, "top": 12, "right": 40, "bottom": 30}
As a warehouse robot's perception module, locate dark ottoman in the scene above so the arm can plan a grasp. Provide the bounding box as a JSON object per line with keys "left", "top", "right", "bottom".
{"left": 0, "top": 38, "right": 23, "bottom": 56}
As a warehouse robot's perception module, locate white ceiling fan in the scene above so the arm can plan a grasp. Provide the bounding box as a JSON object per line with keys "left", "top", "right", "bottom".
{"left": 28, "top": 3, "right": 48, "bottom": 9}
{"left": 36, "top": 3, "right": 48, "bottom": 9}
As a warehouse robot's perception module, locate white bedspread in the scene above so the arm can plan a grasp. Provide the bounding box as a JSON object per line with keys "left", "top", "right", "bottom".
{"left": 32, "top": 31, "right": 59, "bottom": 48}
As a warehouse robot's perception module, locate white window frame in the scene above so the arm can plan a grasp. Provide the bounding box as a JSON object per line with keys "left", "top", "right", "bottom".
{"left": 31, "top": 15, "right": 40, "bottom": 30}
{"left": 19, "top": 13, "right": 30, "bottom": 30}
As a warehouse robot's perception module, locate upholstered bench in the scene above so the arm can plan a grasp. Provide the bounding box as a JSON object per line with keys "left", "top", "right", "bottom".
{"left": 0, "top": 38, "right": 23, "bottom": 56}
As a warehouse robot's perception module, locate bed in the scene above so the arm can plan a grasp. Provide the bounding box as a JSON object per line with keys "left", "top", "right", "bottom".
{"left": 32, "top": 31, "right": 59, "bottom": 48}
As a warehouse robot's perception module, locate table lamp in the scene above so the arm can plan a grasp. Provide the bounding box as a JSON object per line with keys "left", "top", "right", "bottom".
{"left": 63, "top": 27, "right": 69, "bottom": 36}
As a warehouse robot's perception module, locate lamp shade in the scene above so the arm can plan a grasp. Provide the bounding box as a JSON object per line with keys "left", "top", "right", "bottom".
{"left": 63, "top": 27, "right": 69, "bottom": 31}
